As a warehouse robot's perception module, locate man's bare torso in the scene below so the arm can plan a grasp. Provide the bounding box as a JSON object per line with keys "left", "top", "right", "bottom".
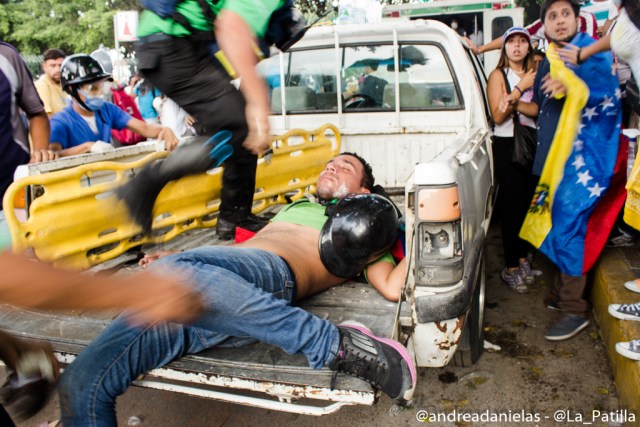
{"left": 236, "top": 222, "right": 344, "bottom": 299}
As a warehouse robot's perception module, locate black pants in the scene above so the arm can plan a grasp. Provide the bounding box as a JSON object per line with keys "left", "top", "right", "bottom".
{"left": 136, "top": 37, "right": 257, "bottom": 221}
{"left": 492, "top": 135, "right": 537, "bottom": 268}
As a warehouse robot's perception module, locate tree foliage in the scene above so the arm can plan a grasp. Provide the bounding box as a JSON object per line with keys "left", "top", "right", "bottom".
{"left": 0, "top": 0, "right": 139, "bottom": 55}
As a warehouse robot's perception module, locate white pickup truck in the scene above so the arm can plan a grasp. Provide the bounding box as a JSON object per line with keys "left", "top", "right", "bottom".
{"left": 1, "top": 19, "right": 494, "bottom": 415}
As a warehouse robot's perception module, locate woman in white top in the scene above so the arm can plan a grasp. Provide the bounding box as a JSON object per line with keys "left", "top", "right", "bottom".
{"left": 487, "top": 27, "right": 540, "bottom": 294}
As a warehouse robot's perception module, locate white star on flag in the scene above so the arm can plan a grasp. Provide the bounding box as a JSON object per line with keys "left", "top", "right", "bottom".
{"left": 615, "top": 88, "right": 622, "bottom": 99}
{"left": 572, "top": 154, "right": 586, "bottom": 170}
{"left": 600, "top": 95, "right": 614, "bottom": 111}
{"left": 573, "top": 139, "right": 584, "bottom": 151}
{"left": 583, "top": 107, "right": 599, "bottom": 121}
{"left": 577, "top": 170, "right": 593, "bottom": 186}
{"left": 577, "top": 122, "right": 586, "bottom": 134}
{"left": 588, "top": 182, "right": 606, "bottom": 198}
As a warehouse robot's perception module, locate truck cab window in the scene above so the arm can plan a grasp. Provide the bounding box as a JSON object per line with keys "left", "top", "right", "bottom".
{"left": 259, "top": 48, "right": 338, "bottom": 114}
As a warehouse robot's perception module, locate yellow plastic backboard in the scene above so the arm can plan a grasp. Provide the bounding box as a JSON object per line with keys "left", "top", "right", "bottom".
{"left": 3, "top": 124, "right": 340, "bottom": 270}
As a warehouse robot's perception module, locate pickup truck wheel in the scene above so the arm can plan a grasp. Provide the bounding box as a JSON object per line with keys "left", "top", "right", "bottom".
{"left": 452, "top": 257, "right": 486, "bottom": 367}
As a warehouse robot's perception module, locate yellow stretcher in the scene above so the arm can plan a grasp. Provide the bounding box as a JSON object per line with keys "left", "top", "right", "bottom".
{"left": 3, "top": 124, "right": 340, "bottom": 270}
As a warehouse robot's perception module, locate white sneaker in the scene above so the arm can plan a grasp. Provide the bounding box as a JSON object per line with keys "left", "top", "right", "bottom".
{"left": 624, "top": 279, "right": 640, "bottom": 294}
{"left": 609, "top": 302, "right": 640, "bottom": 321}
{"left": 615, "top": 339, "right": 640, "bottom": 361}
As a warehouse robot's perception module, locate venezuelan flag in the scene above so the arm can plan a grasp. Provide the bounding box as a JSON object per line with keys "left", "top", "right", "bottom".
{"left": 520, "top": 35, "right": 626, "bottom": 276}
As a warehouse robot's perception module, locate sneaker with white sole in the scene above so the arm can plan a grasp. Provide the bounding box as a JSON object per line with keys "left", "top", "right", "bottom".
{"left": 329, "top": 323, "right": 416, "bottom": 403}
{"left": 608, "top": 302, "right": 640, "bottom": 321}
{"left": 606, "top": 230, "right": 636, "bottom": 247}
{"left": 624, "top": 279, "right": 640, "bottom": 294}
{"left": 519, "top": 260, "right": 542, "bottom": 285}
{"left": 501, "top": 268, "right": 528, "bottom": 294}
{"left": 544, "top": 314, "right": 589, "bottom": 341}
{"left": 615, "top": 339, "right": 640, "bottom": 361}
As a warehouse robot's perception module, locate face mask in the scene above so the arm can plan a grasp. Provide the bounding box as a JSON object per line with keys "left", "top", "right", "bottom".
{"left": 79, "top": 90, "right": 106, "bottom": 111}
{"left": 451, "top": 22, "right": 458, "bottom": 30}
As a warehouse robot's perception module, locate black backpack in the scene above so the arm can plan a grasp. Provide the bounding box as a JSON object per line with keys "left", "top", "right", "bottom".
{"left": 140, "top": 0, "right": 307, "bottom": 54}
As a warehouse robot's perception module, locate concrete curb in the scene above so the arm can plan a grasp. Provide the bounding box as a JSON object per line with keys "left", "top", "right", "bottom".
{"left": 591, "top": 248, "right": 640, "bottom": 426}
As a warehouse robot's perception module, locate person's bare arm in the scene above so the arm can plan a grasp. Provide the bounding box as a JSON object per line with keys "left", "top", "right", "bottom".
{"left": 215, "top": 10, "right": 271, "bottom": 155}
{"left": 365, "top": 258, "right": 407, "bottom": 302}
{"left": 0, "top": 252, "right": 203, "bottom": 324}
{"left": 487, "top": 69, "right": 513, "bottom": 125}
{"left": 555, "top": 34, "right": 611, "bottom": 65}
{"left": 27, "top": 111, "right": 58, "bottom": 162}
{"left": 126, "top": 117, "right": 179, "bottom": 151}
{"left": 476, "top": 36, "right": 503, "bottom": 54}
{"left": 49, "top": 141, "right": 95, "bottom": 157}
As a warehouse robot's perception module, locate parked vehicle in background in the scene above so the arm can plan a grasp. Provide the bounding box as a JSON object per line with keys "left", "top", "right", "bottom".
{"left": 382, "top": 0, "right": 524, "bottom": 71}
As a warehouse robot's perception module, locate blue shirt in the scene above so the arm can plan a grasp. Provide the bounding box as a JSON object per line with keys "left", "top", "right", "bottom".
{"left": 134, "top": 85, "right": 161, "bottom": 120}
{"left": 51, "top": 103, "right": 132, "bottom": 150}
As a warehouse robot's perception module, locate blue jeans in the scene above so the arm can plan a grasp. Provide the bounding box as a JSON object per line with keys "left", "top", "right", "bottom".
{"left": 58, "top": 247, "right": 340, "bottom": 427}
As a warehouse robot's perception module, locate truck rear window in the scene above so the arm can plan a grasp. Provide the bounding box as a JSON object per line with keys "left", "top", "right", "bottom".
{"left": 258, "top": 43, "right": 461, "bottom": 114}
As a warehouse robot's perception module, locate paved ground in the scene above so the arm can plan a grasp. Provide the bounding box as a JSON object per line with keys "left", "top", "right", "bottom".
{"left": 5, "top": 222, "right": 629, "bottom": 426}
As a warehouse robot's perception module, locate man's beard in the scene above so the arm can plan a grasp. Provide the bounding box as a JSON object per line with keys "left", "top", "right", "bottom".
{"left": 548, "top": 30, "right": 578, "bottom": 45}
{"left": 316, "top": 182, "right": 350, "bottom": 202}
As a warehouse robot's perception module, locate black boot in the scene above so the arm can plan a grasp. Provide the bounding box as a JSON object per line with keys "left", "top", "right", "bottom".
{"left": 117, "top": 133, "right": 233, "bottom": 233}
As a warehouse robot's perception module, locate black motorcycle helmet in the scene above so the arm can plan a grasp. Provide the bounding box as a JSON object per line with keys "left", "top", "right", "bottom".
{"left": 319, "top": 193, "right": 399, "bottom": 278}
{"left": 60, "top": 54, "right": 112, "bottom": 111}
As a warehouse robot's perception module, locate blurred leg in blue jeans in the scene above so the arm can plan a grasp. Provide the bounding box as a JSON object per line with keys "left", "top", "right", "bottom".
{"left": 58, "top": 247, "right": 340, "bottom": 427}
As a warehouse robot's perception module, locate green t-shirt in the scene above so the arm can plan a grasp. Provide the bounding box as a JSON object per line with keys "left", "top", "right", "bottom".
{"left": 138, "top": 0, "right": 283, "bottom": 39}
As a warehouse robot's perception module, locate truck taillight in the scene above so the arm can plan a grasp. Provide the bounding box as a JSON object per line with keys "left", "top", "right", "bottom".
{"left": 414, "top": 185, "right": 463, "bottom": 286}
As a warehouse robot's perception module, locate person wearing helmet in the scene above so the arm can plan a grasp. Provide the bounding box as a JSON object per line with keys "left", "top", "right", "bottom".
{"left": 58, "top": 153, "right": 416, "bottom": 425}
{"left": 49, "top": 54, "right": 178, "bottom": 158}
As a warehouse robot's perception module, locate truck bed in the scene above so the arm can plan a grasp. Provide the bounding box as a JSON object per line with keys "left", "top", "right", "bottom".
{"left": 0, "top": 223, "right": 409, "bottom": 414}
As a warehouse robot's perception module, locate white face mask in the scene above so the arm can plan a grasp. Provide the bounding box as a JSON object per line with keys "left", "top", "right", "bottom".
{"left": 451, "top": 21, "right": 459, "bottom": 30}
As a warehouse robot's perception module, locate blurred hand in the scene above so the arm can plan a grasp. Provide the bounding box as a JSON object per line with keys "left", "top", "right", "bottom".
{"left": 139, "top": 250, "right": 178, "bottom": 269}
{"left": 185, "top": 114, "right": 197, "bottom": 127}
{"left": 127, "top": 270, "right": 204, "bottom": 325}
{"left": 90, "top": 140, "right": 116, "bottom": 154}
{"left": 554, "top": 42, "right": 580, "bottom": 66}
{"left": 243, "top": 101, "right": 271, "bottom": 155}
{"left": 29, "top": 149, "right": 58, "bottom": 163}
{"left": 158, "top": 127, "right": 179, "bottom": 151}
{"left": 498, "top": 92, "right": 516, "bottom": 113}
{"left": 517, "top": 69, "right": 536, "bottom": 91}
{"left": 541, "top": 73, "right": 567, "bottom": 98}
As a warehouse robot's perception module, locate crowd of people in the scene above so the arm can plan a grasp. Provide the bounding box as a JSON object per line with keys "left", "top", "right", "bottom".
{"left": 480, "top": 0, "right": 640, "bottom": 354}
{"left": 2, "top": 0, "right": 640, "bottom": 425}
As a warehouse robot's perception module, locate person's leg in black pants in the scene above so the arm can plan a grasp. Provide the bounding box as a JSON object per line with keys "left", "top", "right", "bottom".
{"left": 121, "top": 38, "right": 265, "bottom": 238}
{"left": 492, "top": 136, "right": 535, "bottom": 291}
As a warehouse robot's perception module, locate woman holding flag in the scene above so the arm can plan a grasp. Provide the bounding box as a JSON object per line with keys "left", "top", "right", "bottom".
{"left": 487, "top": 27, "right": 540, "bottom": 294}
